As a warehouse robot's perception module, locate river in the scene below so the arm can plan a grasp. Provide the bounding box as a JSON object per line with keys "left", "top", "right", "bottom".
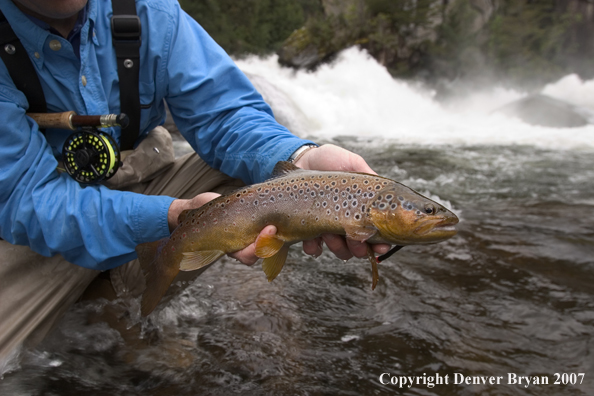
{"left": 1, "top": 48, "right": 593, "bottom": 395}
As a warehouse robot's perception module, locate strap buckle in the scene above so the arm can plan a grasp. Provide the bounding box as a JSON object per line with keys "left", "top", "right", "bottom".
{"left": 110, "top": 15, "right": 141, "bottom": 42}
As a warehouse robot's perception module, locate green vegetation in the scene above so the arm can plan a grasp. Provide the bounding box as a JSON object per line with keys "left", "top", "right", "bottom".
{"left": 179, "top": 0, "right": 593, "bottom": 87}
{"left": 486, "top": 1, "right": 578, "bottom": 86}
{"left": 179, "top": 0, "right": 323, "bottom": 56}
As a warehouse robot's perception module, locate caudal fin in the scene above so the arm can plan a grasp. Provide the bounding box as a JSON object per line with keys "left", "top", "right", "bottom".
{"left": 136, "top": 238, "right": 180, "bottom": 316}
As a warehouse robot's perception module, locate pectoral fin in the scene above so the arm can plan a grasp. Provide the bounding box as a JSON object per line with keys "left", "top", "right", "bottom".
{"left": 179, "top": 250, "right": 225, "bottom": 271}
{"left": 255, "top": 232, "right": 285, "bottom": 258}
{"left": 344, "top": 224, "right": 377, "bottom": 242}
{"left": 366, "top": 245, "right": 379, "bottom": 290}
{"left": 262, "top": 244, "right": 290, "bottom": 282}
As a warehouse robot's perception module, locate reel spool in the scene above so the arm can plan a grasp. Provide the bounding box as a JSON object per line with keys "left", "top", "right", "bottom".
{"left": 62, "top": 127, "right": 121, "bottom": 184}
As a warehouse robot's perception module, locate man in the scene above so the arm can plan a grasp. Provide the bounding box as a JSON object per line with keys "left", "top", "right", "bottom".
{"left": 0, "top": 0, "right": 389, "bottom": 364}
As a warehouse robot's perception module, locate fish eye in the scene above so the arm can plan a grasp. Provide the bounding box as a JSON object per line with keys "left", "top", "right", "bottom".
{"left": 424, "top": 204, "right": 435, "bottom": 215}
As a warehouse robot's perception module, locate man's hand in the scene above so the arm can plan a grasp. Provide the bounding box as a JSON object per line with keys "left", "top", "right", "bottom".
{"left": 295, "top": 144, "right": 391, "bottom": 260}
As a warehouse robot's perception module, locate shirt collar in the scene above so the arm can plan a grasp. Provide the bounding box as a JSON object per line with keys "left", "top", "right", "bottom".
{"left": 24, "top": 5, "right": 88, "bottom": 43}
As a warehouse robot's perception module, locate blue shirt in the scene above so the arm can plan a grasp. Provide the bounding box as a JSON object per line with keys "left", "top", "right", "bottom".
{"left": 0, "top": 0, "right": 314, "bottom": 270}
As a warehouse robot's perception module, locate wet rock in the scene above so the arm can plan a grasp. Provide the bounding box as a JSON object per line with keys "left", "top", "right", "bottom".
{"left": 495, "top": 94, "right": 593, "bottom": 128}
{"left": 277, "top": 27, "right": 331, "bottom": 70}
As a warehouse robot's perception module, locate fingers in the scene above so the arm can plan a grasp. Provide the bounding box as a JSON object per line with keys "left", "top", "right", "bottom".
{"left": 228, "top": 225, "right": 277, "bottom": 266}
{"left": 304, "top": 234, "right": 391, "bottom": 261}
{"left": 231, "top": 224, "right": 393, "bottom": 266}
{"left": 302, "top": 238, "right": 324, "bottom": 257}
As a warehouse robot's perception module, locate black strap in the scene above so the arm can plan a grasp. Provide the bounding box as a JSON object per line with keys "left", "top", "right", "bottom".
{"left": 111, "top": 0, "right": 141, "bottom": 150}
{"left": 0, "top": 10, "right": 47, "bottom": 113}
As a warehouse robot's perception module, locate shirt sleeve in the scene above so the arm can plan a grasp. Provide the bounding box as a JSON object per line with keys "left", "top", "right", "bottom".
{"left": 161, "top": 4, "right": 315, "bottom": 184}
{"left": 0, "top": 82, "right": 174, "bottom": 271}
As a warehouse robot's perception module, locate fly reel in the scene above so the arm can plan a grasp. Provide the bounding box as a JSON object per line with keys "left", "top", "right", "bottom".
{"left": 62, "top": 127, "right": 121, "bottom": 184}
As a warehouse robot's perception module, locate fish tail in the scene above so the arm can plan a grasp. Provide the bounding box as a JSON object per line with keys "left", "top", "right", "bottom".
{"left": 136, "top": 238, "right": 179, "bottom": 316}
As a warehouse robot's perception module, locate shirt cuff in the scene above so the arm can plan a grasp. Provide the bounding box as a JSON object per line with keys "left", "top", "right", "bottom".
{"left": 131, "top": 194, "right": 176, "bottom": 244}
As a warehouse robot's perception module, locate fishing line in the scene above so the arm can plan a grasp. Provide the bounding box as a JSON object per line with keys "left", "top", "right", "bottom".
{"left": 376, "top": 245, "right": 404, "bottom": 263}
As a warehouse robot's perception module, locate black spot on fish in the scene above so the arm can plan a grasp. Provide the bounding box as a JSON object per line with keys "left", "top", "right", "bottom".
{"left": 322, "top": 201, "right": 328, "bottom": 207}
{"left": 352, "top": 200, "right": 358, "bottom": 207}
{"left": 254, "top": 200, "right": 259, "bottom": 206}
{"left": 335, "top": 204, "right": 340, "bottom": 211}
{"left": 398, "top": 196, "right": 404, "bottom": 201}
{"left": 270, "top": 196, "right": 275, "bottom": 202}
{"left": 386, "top": 194, "right": 393, "bottom": 201}
{"left": 354, "top": 214, "right": 361, "bottom": 220}
{"left": 333, "top": 196, "right": 339, "bottom": 202}
{"left": 345, "top": 210, "right": 350, "bottom": 217}
{"left": 391, "top": 203, "right": 398, "bottom": 210}
{"left": 342, "top": 201, "right": 348, "bottom": 208}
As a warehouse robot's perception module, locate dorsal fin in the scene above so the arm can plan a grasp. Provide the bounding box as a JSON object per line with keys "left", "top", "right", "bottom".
{"left": 271, "top": 161, "right": 302, "bottom": 178}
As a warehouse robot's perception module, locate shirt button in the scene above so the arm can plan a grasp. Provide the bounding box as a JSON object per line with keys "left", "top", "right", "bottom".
{"left": 34, "top": 52, "right": 40, "bottom": 59}
{"left": 49, "top": 40, "right": 62, "bottom": 51}
{"left": 81, "top": 75, "right": 87, "bottom": 86}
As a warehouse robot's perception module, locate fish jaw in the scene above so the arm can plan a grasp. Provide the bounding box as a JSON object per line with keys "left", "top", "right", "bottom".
{"left": 412, "top": 213, "right": 459, "bottom": 243}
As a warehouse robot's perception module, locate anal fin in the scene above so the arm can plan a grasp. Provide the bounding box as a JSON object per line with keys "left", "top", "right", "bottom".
{"left": 262, "top": 244, "right": 290, "bottom": 282}
{"left": 179, "top": 250, "right": 225, "bottom": 271}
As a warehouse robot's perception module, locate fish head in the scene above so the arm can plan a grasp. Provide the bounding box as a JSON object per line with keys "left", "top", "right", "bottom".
{"left": 369, "top": 183, "right": 459, "bottom": 245}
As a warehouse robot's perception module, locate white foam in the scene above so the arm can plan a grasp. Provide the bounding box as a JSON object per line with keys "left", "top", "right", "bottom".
{"left": 236, "top": 47, "right": 594, "bottom": 150}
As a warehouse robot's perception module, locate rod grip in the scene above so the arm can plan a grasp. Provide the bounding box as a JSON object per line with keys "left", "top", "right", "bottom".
{"left": 28, "top": 111, "right": 76, "bottom": 130}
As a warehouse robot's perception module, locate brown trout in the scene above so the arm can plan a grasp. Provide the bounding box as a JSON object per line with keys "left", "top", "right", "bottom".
{"left": 137, "top": 162, "right": 458, "bottom": 315}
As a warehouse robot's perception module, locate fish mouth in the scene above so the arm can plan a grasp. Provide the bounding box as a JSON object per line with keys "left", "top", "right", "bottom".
{"left": 414, "top": 216, "right": 459, "bottom": 238}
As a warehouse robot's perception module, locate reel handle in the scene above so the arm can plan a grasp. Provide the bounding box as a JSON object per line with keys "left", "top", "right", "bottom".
{"left": 28, "top": 111, "right": 129, "bottom": 130}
